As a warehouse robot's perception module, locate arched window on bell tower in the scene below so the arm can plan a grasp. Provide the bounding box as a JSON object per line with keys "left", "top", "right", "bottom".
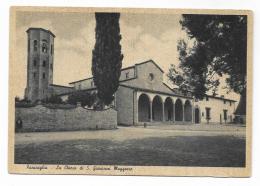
{"left": 33, "top": 59, "right": 37, "bottom": 67}
{"left": 33, "top": 40, "right": 37, "bottom": 51}
{"left": 42, "top": 43, "right": 47, "bottom": 53}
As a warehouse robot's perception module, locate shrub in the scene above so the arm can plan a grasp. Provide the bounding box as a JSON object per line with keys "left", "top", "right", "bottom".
{"left": 67, "top": 91, "right": 96, "bottom": 107}
{"left": 43, "top": 95, "right": 63, "bottom": 104}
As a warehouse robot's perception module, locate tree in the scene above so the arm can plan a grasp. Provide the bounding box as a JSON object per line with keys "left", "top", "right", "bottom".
{"left": 92, "top": 13, "right": 123, "bottom": 109}
{"left": 168, "top": 14, "right": 247, "bottom": 113}
{"left": 67, "top": 91, "right": 96, "bottom": 107}
{"left": 168, "top": 41, "right": 220, "bottom": 99}
{"left": 43, "top": 95, "right": 63, "bottom": 104}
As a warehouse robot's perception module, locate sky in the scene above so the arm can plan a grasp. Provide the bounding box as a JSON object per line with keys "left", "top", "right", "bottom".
{"left": 14, "top": 10, "right": 240, "bottom": 101}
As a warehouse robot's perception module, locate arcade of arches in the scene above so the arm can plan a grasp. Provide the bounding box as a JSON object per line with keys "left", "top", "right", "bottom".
{"left": 138, "top": 93, "right": 195, "bottom": 123}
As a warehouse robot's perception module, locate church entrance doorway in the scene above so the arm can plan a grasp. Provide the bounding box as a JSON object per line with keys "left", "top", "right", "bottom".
{"left": 195, "top": 108, "right": 200, "bottom": 124}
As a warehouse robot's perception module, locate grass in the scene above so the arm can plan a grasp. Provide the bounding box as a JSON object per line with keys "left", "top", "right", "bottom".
{"left": 15, "top": 135, "right": 245, "bottom": 167}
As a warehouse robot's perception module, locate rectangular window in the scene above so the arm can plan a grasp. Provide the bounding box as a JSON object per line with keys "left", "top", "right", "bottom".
{"left": 43, "top": 61, "right": 46, "bottom": 67}
{"left": 224, "top": 100, "right": 226, "bottom": 104}
{"left": 229, "top": 101, "right": 232, "bottom": 106}
{"left": 223, "top": 110, "right": 228, "bottom": 121}
{"left": 125, "top": 72, "right": 129, "bottom": 79}
{"left": 206, "top": 96, "right": 209, "bottom": 101}
{"left": 205, "top": 107, "right": 211, "bottom": 120}
{"left": 42, "top": 73, "right": 45, "bottom": 79}
{"left": 33, "top": 72, "right": 36, "bottom": 78}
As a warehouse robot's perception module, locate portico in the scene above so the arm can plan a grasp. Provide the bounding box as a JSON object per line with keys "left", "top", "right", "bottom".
{"left": 136, "top": 91, "right": 193, "bottom": 124}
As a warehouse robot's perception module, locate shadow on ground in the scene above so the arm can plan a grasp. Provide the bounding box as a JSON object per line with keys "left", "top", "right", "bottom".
{"left": 15, "top": 135, "right": 245, "bottom": 167}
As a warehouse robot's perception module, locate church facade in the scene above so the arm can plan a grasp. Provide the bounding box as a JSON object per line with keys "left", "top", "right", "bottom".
{"left": 24, "top": 28, "right": 236, "bottom": 125}
{"left": 69, "top": 60, "right": 236, "bottom": 125}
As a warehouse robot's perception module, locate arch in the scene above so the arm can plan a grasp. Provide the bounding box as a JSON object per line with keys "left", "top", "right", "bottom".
{"left": 195, "top": 107, "right": 200, "bottom": 124}
{"left": 138, "top": 94, "right": 151, "bottom": 122}
{"left": 33, "top": 40, "right": 38, "bottom": 51}
{"left": 164, "top": 97, "right": 173, "bottom": 121}
{"left": 152, "top": 95, "right": 163, "bottom": 121}
{"left": 184, "top": 100, "right": 192, "bottom": 122}
{"left": 42, "top": 43, "right": 48, "bottom": 53}
{"left": 175, "top": 99, "right": 183, "bottom": 121}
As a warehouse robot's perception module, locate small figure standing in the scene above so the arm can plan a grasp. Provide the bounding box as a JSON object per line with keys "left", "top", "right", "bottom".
{"left": 15, "top": 118, "right": 23, "bottom": 132}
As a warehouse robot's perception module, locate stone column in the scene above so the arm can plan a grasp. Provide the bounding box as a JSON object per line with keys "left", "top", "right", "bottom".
{"left": 183, "top": 104, "right": 185, "bottom": 122}
{"left": 135, "top": 91, "right": 138, "bottom": 125}
{"left": 191, "top": 107, "right": 194, "bottom": 124}
{"left": 192, "top": 101, "right": 195, "bottom": 124}
{"left": 162, "top": 102, "right": 165, "bottom": 122}
{"left": 150, "top": 101, "right": 153, "bottom": 122}
{"left": 173, "top": 103, "right": 175, "bottom": 123}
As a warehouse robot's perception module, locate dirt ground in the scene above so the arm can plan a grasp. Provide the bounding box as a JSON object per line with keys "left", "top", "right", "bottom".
{"left": 15, "top": 124, "right": 245, "bottom": 145}
{"left": 14, "top": 124, "right": 246, "bottom": 167}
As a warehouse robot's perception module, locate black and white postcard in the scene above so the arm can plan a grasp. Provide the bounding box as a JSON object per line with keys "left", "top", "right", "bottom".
{"left": 9, "top": 7, "right": 253, "bottom": 177}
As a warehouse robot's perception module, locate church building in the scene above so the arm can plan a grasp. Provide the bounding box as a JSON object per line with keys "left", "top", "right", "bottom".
{"left": 69, "top": 60, "right": 236, "bottom": 125}
{"left": 24, "top": 28, "right": 236, "bottom": 125}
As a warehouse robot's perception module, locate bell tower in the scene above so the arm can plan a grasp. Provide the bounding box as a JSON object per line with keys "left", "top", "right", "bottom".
{"left": 24, "top": 28, "right": 55, "bottom": 102}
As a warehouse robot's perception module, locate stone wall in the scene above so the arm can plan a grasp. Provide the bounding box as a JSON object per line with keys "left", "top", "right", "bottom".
{"left": 116, "top": 86, "right": 134, "bottom": 125}
{"left": 15, "top": 104, "right": 117, "bottom": 132}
